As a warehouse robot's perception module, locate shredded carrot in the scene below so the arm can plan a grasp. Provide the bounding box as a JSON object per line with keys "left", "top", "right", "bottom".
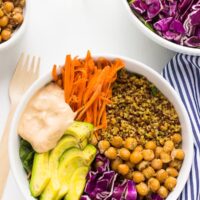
{"left": 52, "top": 65, "right": 58, "bottom": 81}
{"left": 51, "top": 51, "right": 125, "bottom": 134}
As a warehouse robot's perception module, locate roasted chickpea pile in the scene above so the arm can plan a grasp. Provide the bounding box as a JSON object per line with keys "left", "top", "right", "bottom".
{"left": 98, "top": 69, "right": 181, "bottom": 146}
{"left": 98, "top": 136, "right": 184, "bottom": 199}
{"left": 0, "top": 0, "right": 25, "bottom": 43}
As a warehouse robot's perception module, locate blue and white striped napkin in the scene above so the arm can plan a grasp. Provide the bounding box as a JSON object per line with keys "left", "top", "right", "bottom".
{"left": 162, "top": 54, "right": 200, "bottom": 200}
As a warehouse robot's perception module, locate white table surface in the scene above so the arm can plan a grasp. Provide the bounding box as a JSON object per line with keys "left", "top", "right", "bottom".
{"left": 0, "top": 0, "right": 175, "bottom": 199}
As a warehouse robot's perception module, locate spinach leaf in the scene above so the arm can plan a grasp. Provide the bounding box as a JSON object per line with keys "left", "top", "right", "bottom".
{"left": 19, "top": 138, "right": 35, "bottom": 174}
{"left": 151, "top": 86, "right": 158, "bottom": 96}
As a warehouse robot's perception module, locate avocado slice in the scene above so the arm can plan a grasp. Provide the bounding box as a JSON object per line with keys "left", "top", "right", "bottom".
{"left": 40, "top": 136, "right": 78, "bottom": 200}
{"left": 30, "top": 152, "right": 50, "bottom": 197}
{"left": 83, "top": 144, "right": 97, "bottom": 165}
{"left": 64, "top": 121, "right": 94, "bottom": 144}
{"left": 55, "top": 148, "right": 85, "bottom": 200}
{"left": 65, "top": 166, "right": 89, "bottom": 200}
{"left": 55, "top": 145, "right": 96, "bottom": 200}
{"left": 79, "top": 138, "right": 88, "bottom": 149}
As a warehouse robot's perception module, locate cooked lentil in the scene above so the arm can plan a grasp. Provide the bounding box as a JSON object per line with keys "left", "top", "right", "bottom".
{"left": 99, "top": 69, "right": 181, "bottom": 145}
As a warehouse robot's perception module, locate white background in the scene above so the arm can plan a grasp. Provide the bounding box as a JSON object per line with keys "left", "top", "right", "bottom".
{"left": 0, "top": 0, "right": 175, "bottom": 199}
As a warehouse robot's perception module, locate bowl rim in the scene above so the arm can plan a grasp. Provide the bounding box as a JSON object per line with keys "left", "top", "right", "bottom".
{"left": 9, "top": 54, "right": 193, "bottom": 200}
{"left": 122, "top": 0, "right": 200, "bottom": 55}
{"left": 0, "top": 0, "right": 29, "bottom": 51}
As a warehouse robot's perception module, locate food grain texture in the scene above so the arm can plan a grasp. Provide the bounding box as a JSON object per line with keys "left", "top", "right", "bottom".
{"left": 0, "top": 0, "right": 25, "bottom": 43}
{"left": 97, "top": 69, "right": 184, "bottom": 199}
{"left": 99, "top": 69, "right": 181, "bottom": 145}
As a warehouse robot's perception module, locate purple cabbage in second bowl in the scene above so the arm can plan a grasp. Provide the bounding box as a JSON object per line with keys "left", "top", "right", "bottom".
{"left": 129, "top": 0, "right": 200, "bottom": 48}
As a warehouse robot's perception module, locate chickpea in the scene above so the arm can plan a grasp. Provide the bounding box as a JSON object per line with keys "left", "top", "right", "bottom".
{"left": 171, "top": 133, "right": 182, "bottom": 144}
{"left": 117, "top": 164, "right": 130, "bottom": 176}
{"left": 160, "top": 151, "right": 171, "bottom": 163}
{"left": 148, "top": 178, "right": 160, "bottom": 192}
{"left": 142, "top": 166, "right": 155, "bottom": 179}
{"left": 13, "top": 13, "right": 24, "bottom": 24}
{"left": 142, "top": 149, "right": 154, "bottom": 161}
{"left": 166, "top": 167, "right": 178, "bottom": 177}
{"left": 132, "top": 171, "right": 145, "bottom": 183}
{"left": 134, "top": 145, "right": 143, "bottom": 152}
{"left": 0, "top": 16, "right": 8, "bottom": 27}
{"left": 90, "top": 133, "right": 98, "bottom": 146}
{"left": 130, "top": 151, "right": 143, "bottom": 164}
{"left": 171, "top": 149, "right": 185, "bottom": 160}
{"left": 125, "top": 161, "right": 135, "bottom": 168}
{"left": 145, "top": 141, "right": 156, "bottom": 150}
{"left": 98, "top": 140, "right": 110, "bottom": 154}
{"left": 164, "top": 176, "right": 177, "bottom": 191}
{"left": 1, "top": 29, "right": 11, "bottom": 41}
{"left": 119, "top": 148, "right": 131, "bottom": 161}
{"left": 0, "top": 9, "right": 4, "bottom": 17}
{"left": 151, "top": 159, "right": 163, "bottom": 170}
{"left": 136, "top": 182, "right": 149, "bottom": 196}
{"left": 156, "top": 169, "right": 168, "bottom": 183}
{"left": 19, "top": 0, "right": 26, "bottom": 7}
{"left": 155, "top": 146, "right": 163, "bottom": 158}
{"left": 125, "top": 172, "right": 133, "bottom": 180}
{"left": 95, "top": 161, "right": 104, "bottom": 169}
{"left": 169, "top": 160, "right": 182, "bottom": 170}
{"left": 124, "top": 137, "right": 137, "bottom": 150}
{"left": 13, "top": 7, "right": 23, "bottom": 14}
{"left": 163, "top": 140, "right": 174, "bottom": 152}
{"left": 110, "top": 136, "right": 123, "bottom": 148}
{"left": 105, "top": 147, "right": 117, "bottom": 160}
{"left": 3, "top": 2, "right": 14, "bottom": 13}
{"left": 111, "top": 157, "right": 123, "bottom": 171}
{"left": 137, "top": 161, "right": 149, "bottom": 171}
{"left": 158, "top": 186, "right": 169, "bottom": 198}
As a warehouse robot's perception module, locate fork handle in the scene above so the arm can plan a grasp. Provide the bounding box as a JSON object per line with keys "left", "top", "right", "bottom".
{"left": 0, "top": 104, "right": 17, "bottom": 200}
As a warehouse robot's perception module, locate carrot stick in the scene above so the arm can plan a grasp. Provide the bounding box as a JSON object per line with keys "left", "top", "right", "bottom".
{"left": 97, "top": 100, "right": 106, "bottom": 126}
{"left": 93, "top": 101, "right": 97, "bottom": 126}
{"left": 52, "top": 65, "right": 58, "bottom": 81}
{"left": 76, "top": 85, "right": 101, "bottom": 120}
{"left": 64, "top": 55, "right": 72, "bottom": 103}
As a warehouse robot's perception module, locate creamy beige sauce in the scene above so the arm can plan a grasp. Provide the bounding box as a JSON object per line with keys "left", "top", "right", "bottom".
{"left": 18, "top": 83, "right": 76, "bottom": 153}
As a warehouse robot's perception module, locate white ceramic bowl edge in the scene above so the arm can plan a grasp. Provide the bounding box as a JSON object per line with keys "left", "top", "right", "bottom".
{"left": 9, "top": 55, "right": 193, "bottom": 200}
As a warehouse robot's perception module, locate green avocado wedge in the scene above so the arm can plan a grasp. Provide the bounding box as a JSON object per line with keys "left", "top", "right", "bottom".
{"left": 64, "top": 121, "right": 94, "bottom": 145}
{"left": 64, "top": 166, "right": 89, "bottom": 200}
{"left": 40, "top": 136, "right": 79, "bottom": 200}
{"left": 29, "top": 152, "right": 50, "bottom": 197}
{"left": 55, "top": 148, "right": 85, "bottom": 200}
{"left": 83, "top": 144, "right": 97, "bottom": 166}
{"left": 48, "top": 135, "right": 78, "bottom": 173}
{"left": 55, "top": 145, "right": 96, "bottom": 200}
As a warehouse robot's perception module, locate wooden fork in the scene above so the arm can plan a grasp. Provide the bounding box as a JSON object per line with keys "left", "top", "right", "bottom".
{"left": 0, "top": 54, "right": 40, "bottom": 199}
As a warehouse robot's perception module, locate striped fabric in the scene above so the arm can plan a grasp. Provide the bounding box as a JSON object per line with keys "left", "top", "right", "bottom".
{"left": 162, "top": 54, "right": 200, "bottom": 200}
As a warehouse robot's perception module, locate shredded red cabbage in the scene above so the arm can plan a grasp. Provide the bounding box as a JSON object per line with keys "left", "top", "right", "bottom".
{"left": 81, "top": 154, "right": 137, "bottom": 200}
{"left": 81, "top": 154, "right": 163, "bottom": 200}
{"left": 151, "top": 193, "right": 163, "bottom": 200}
{"left": 129, "top": 0, "right": 200, "bottom": 47}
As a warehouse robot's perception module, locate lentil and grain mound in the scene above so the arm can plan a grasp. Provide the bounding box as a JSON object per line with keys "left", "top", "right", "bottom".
{"left": 99, "top": 69, "right": 181, "bottom": 146}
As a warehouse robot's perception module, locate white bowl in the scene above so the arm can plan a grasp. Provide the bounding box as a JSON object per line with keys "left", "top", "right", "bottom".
{"left": 122, "top": 0, "right": 200, "bottom": 55}
{"left": 9, "top": 55, "right": 193, "bottom": 200}
{"left": 0, "top": 0, "right": 29, "bottom": 52}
